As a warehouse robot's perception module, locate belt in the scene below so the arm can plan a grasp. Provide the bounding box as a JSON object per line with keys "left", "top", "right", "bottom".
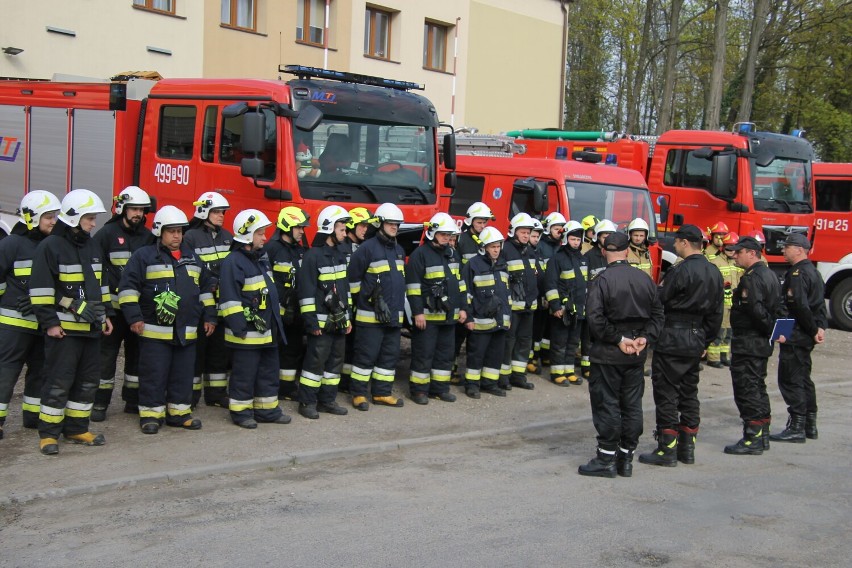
{"left": 666, "top": 320, "right": 699, "bottom": 330}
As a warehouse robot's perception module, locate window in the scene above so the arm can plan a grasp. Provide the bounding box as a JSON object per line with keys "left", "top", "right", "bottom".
{"left": 565, "top": 181, "right": 657, "bottom": 238}
{"left": 201, "top": 106, "right": 217, "bottom": 163}
{"left": 816, "top": 179, "right": 852, "bottom": 212}
{"left": 364, "top": 6, "right": 391, "bottom": 59}
{"left": 221, "top": 0, "right": 256, "bottom": 31}
{"left": 220, "top": 108, "right": 277, "bottom": 180}
{"left": 663, "top": 148, "right": 737, "bottom": 192}
{"left": 134, "top": 0, "right": 175, "bottom": 13}
{"left": 450, "top": 176, "right": 485, "bottom": 217}
{"left": 297, "top": 0, "right": 328, "bottom": 45}
{"left": 423, "top": 22, "right": 448, "bottom": 71}
{"left": 158, "top": 106, "right": 196, "bottom": 160}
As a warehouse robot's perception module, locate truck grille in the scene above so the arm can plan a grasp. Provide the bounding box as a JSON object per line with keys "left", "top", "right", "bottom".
{"left": 762, "top": 225, "right": 808, "bottom": 256}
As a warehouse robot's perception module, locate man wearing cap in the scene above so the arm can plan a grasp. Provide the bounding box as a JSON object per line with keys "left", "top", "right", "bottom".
{"left": 579, "top": 232, "right": 663, "bottom": 478}
{"left": 638, "top": 225, "right": 723, "bottom": 467}
{"left": 770, "top": 233, "right": 826, "bottom": 443}
{"left": 723, "top": 236, "right": 781, "bottom": 455}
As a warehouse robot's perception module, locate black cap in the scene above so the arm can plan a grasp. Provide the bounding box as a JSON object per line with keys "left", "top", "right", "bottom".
{"left": 727, "top": 236, "right": 762, "bottom": 252}
{"left": 602, "top": 231, "right": 629, "bottom": 252}
{"left": 674, "top": 224, "right": 703, "bottom": 243}
{"left": 782, "top": 233, "right": 811, "bottom": 250}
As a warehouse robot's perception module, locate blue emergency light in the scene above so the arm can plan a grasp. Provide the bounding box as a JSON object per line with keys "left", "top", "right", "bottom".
{"left": 281, "top": 65, "right": 424, "bottom": 91}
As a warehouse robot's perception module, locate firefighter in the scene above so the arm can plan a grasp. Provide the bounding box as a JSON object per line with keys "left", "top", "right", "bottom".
{"left": 461, "top": 226, "right": 511, "bottom": 399}
{"left": 30, "top": 189, "right": 113, "bottom": 456}
{"left": 626, "top": 218, "right": 653, "bottom": 277}
{"left": 499, "top": 212, "right": 539, "bottom": 391}
{"left": 118, "top": 206, "right": 217, "bottom": 434}
{"left": 704, "top": 221, "right": 729, "bottom": 260}
{"left": 263, "top": 206, "right": 310, "bottom": 400}
{"left": 406, "top": 212, "right": 466, "bottom": 404}
{"left": 339, "top": 206, "right": 374, "bottom": 393}
{"left": 91, "top": 185, "right": 155, "bottom": 421}
{"left": 771, "top": 233, "right": 827, "bottom": 443}
{"left": 580, "top": 219, "right": 617, "bottom": 379}
{"left": 707, "top": 231, "right": 742, "bottom": 368}
{"left": 580, "top": 215, "right": 599, "bottom": 254}
{"left": 527, "top": 218, "right": 549, "bottom": 373}
{"left": 458, "top": 201, "right": 495, "bottom": 264}
{"left": 538, "top": 212, "right": 567, "bottom": 260}
{"left": 295, "top": 205, "right": 352, "bottom": 419}
{"left": 219, "top": 209, "right": 291, "bottom": 429}
{"left": 0, "top": 191, "right": 61, "bottom": 440}
{"left": 638, "top": 224, "right": 723, "bottom": 467}
{"left": 543, "top": 220, "right": 587, "bottom": 386}
{"left": 184, "top": 191, "right": 233, "bottom": 408}
{"left": 723, "top": 236, "right": 781, "bottom": 455}
{"left": 347, "top": 203, "right": 407, "bottom": 410}
{"left": 579, "top": 232, "right": 663, "bottom": 478}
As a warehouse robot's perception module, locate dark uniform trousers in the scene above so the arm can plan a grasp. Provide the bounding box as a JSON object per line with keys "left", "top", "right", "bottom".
{"left": 409, "top": 324, "right": 454, "bottom": 396}
{"left": 339, "top": 326, "right": 357, "bottom": 392}
{"left": 0, "top": 330, "right": 45, "bottom": 428}
{"left": 229, "top": 345, "right": 283, "bottom": 423}
{"left": 138, "top": 338, "right": 196, "bottom": 423}
{"left": 778, "top": 343, "right": 817, "bottom": 416}
{"left": 651, "top": 352, "right": 701, "bottom": 429}
{"left": 298, "top": 333, "right": 345, "bottom": 405}
{"left": 588, "top": 363, "right": 645, "bottom": 452}
{"left": 731, "top": 349, "right": 771, "bottom": 421}
{"left": 548, "top": 318, "right": 582, "bottom": 379}
{"left": 96, "top": 310, "right": 140, "bottom": 408}
{"left": 502, "top": 311, "right": 533, "bottom": 386}
{"left": 349, "top": 325, "right": 401, "bottom": 397}
{"left": 465, "top": 330, "right": 506, "bottom": 391}
{"left": 279, "top": 319, "right": 305, "bottom": 397}
{"left": 193, "top": 322, "right": 231, "bottom": 405}
{"left": 38, "top": 336, "right": 100, "bottom": 439}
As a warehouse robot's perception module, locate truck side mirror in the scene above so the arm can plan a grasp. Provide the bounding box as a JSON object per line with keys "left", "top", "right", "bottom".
{"left": 242, "top": 111, "right": 266, "bottom": 154}
{"left": 241, "top": 157, "right": 265, "bottom": 178}
{"left": 295, "top": 105, "right": 323, "bottom": 132}
{"left": 443, "top": 171, "right": 457, "bottom": 195}
{"left": 656, "top": 194, "right": 669, "bottom": 224}
{"left": 533, "top": 181, "right": 548, "bottom": 213}
{"left": 693, "top": 146, "right": 714, "bottom": 160}
{"left": 443, "top": 133, "right": 456, "bottom": 170}
{"left": 710, "top": 153, "right": 736, "bottom": 200}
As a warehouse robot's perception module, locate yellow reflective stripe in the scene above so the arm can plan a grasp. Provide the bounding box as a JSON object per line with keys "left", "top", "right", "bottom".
{"left": 367, "top": 263, "right": 390, "bottom": 274}
{"left": 253, "top": 396, "right": 279, "bottom": 410}
{"left": 0, "top": 308, "right": 39, "bottom": 329}
{"left": 221, "top": 305, "right": 243, "bottom": 317}
{"left": 60, "top": 320, "right": 91, "bottom": 331}
{"left": 560, "top": 271, "right": 576, "bottom": 280}
{"left": 242, "top": 280, "right": 267, "bottom": 292}
{"left": 141, "top": 325, "right": 174, "bottom": 340}
{"left": 318, "top": 270, "right": 347, "bottom": 281}
{"left": 58, "top": 273, "right": 84, "bottom": 282}
{"left": 13, "top": 267, "right": 32, "bottom": 277}
{"left": 229, "top": 399, "right": 253, "bottom": 411}
{"left": 65, "top": 407, "right": 91, "bottom": 418}
{"left": 118, "top": 290, "right": 141, "bottom": 305}
{"left": 140, "top": 407, "right": 166, "bottom": 419}
{"left": 224, "top": 329, "right": 273, "bottom": 345}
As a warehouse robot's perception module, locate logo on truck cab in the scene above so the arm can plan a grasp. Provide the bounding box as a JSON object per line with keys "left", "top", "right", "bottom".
{"left": 0, "top": 136, "right": 22, "bottom": 162}
{"left": 311, "top": 91, "right": 337, "bottom": 104}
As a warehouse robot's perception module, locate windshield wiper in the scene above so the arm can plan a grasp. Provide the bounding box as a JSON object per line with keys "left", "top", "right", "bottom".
{"left": 774, "top": 198, "right": 813, "bottom": 213}
{"left": 308, "top": 181, "right": 381, "bottom": 203}
{"left": 397, "top": 185, "right": 429, "bottom": 204}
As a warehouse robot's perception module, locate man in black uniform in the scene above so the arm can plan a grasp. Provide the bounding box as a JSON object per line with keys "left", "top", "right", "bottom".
{"left": 638, "top": 225, "right": 723, "bottom": 467}
{"left": 770, "top": 233, "right": 827, "bottom": 443}
{"left": 579, "top": 219, "right": 617, "bottom": 380}
{"left": 579, "top": 232, "right": 663, "bottom": 478}
{"left": 723, "top": 236, "right": 781, "bottom": 455}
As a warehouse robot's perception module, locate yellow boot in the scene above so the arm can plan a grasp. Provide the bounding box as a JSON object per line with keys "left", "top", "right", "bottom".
{"left": 40, "top": 437, "right": 59, "bottom": 455}
{"left": 352, "top": 396, "right": 370, "bottom": 411}
{"left": 65, "top": 432, "right": 106, "bottom": 446}
{"left": 372, "top": 395, "right": 404, "bottom": 408}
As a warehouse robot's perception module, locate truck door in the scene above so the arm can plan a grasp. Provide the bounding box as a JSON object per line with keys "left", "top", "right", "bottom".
{"left": 813, "top": 172, "right": 851, "bottom": 263}
{"left": 448, "top": 174, "right": 486, "bottom": 230}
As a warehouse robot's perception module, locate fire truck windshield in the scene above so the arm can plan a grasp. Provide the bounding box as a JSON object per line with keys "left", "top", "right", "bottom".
{"left": 565, "top": 181, "right": 657, "bottom": 237}
{"left": 751, "top": 156, "right": 813, "bottom": 213}
{"left": 293, "top": 117, "right": 436, "bottom": 205}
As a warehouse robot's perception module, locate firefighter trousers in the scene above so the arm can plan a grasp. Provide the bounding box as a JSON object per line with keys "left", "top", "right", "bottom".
{"left": 137, "top": 338, "right": 196, "bottom": 424}
{"left": 778, "top": 343, "right": 817, "bottom": 417}
{"left": 350, "top": 325, "right": 401, "bottom": 398}
{"left": 278, "top": 320, "right": 305, "bottom": 397}
{"left": 228, "top": 346, "right": 283, "bottom": 424}
{"left": 730, "top": 353, "right": 771, "bottom": 422}
{"left": 195, "top": 321, "right": 231, "bottom": 405}
{"left": 465, "top": 330, "right": 506, "bottom": 391}
{"left": 339, "top": 324, "right": 358, "bottom": 392}
{"left": 96, "top": 311, "right": 140, "bottom": 409}
{"left": 38, "top": 335, "right": 100, "bottom": 440}
{"left": 548, "top": 318, "right": 581, "bottom": 380}
{"left": 0, "top": 329, "right": 45, "bottom": 428}
{"left": 530, "top": 306, "right": 550, "bottom": 363}
{"left": 651, "top": 351, "right": 701, "bottom": 430}
{"left": 409, "top": 323, "right": 454, "bottom": 396}
{"left": 588, "top": 362, "right": 645, "bottom": 452}
{"left": 298, "top": 332, "right": 345, "bottom": 406}
{"left": 502, "top": 311, "right": 533, "bottom": 386}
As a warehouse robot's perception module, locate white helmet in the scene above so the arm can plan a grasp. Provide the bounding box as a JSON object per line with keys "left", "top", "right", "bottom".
{"left": 425, "top": 212, "right": 459, "bottom": 240}
{"left": 58, "top": 189, "right": 107, "bottom": 228}
{"left": 627, "top": 217, "right": 650, "bottom": 235}
{"left": 561, "top": 220, "right": 584, "bottom": 245}
{"left": 374, "top": 202, "right": 404, "bottom": 224}
{"left": 464, "top": 201, "right": 495, "bottom": 226}
{"left": 317, "top": 205, "right": 352, "bottom": 235}
{"left": 232, "top": 209, "right": 273, "bottom": 244}
{"left": 507, "top": 212, "right": 536, "bottom": 237}
{"left": 151, "top": 205, "right": 189, "bottom": 237}
{"left": 477, "top": 226, "right": 504, "bottom": 250}
{"left": 192, "top": 191, "right": 230, "bottom": 220}
{"left": 18, "top": 190, "right": 61, "bottom": 230}
{"left": 542, "top": 211, "right": 567, "bottom": 230}
{"left": 594, "top": 219, "right": 618, "bottom": 241}
{"left": 113, "top": 185, "right": 151, "bottom": 215}
{"left": 531, "top": 219, "right": 544, "bottom": 233}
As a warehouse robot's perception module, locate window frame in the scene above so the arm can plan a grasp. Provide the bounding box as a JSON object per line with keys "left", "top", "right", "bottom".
{"left": 157, "top": 105, "right": 197, "bottom": 161}
{"left": 221, "top": 0, "right": 257, "bottom": 33}
{"left": 133, "top": 0, "right": 176, "bottom": 15}
{"left": 423, "top": 21, "right": 449, "bottom": 72}
{"left": 297, "top": 0, "right": 329, "bottom": 46}
{"left": 364, "top": 6, "right": 392, "bottom": 60}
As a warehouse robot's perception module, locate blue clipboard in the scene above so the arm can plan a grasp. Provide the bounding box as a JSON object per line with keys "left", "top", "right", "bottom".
{"left": 770, "top": 318, "right": 795, "bottom": 345}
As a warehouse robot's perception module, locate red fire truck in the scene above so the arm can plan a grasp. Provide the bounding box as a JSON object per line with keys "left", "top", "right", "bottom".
{"left": 0, "top": 66, "right": 454, "bottom": 253}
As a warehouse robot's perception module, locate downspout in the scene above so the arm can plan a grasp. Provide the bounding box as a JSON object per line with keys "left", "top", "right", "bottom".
{"left": 559, "top": 0, "right": 569, "bottom": 129}
{"left": 451, "top": 17, "right": 461, "bottom": 128}
{"left": 323, "top": 0, "right": 331, "bottom": 69}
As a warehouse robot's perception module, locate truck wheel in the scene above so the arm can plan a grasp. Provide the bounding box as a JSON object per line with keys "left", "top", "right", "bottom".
{"left": 829, "top": 278, "right": 852, "bottom": 332}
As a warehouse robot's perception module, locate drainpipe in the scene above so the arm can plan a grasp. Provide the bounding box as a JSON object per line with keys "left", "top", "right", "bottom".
{"left": 559, "top": 0, "right": 570, "bottom": 128}
{"left": 323, "top": 0, "right": 331, "bottom": 69}
{"left": 451, "top": 17, "right": 461, "bottom": 128}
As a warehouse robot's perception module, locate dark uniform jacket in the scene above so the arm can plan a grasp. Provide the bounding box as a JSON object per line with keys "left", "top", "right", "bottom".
{"left": 537, "top": 234, "right": 561, "bottom": 266}
{"left": 462, "top": 253, "right": 511, "bottom": 333}
{"left": 30, "top": 222, "right": 111, "bottom": 338}
{"left": 780, "top": 259, "right": 827, "bottom": 348}
{"left": 183, "top": 223, "right": 233, "bottom": 280}
{"left": 219, "top": 247, "right": 282, "bottom": 348}
{"left": 118, "top": 242, "right": 216, "bottom": 345}
{"left": 297, "top": 240, "right": 351, "bottom": 335}
{"left": 730, "top": 261, "right": 781, "bottom": 358}
{"left": 584, "top": 245, "right": 607, "bottom": 281}
{"left": 405, "top": 241, "right": 466, "bottom": 325}
{"left": 655, "top": 253, "right": 724, "bottom": 356}
{"left": 348, "top": 232, "right": 406, "bottom": 327}
{"left": 457, "top": 229, "right": 481, "bottom": 264}
{"left": 263, "top": 232, "right": 306, "bottom": 325}
{"left": 0, "top": 223, "right": 48, "bottom": 334}
{"left": 544, "top": 244, "right": 588, "bottom": 320}
{"left": 501, "top": 238, "right": 538, "bottom": 312}
{"left": 585, "top": 260, "right": 663, "bottom": 365}
{"left": 93, "top": 216, "right": 155, "bottom": 310}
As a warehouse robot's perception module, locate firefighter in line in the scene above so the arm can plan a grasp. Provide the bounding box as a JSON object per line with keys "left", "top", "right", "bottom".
{"left": 30, "top": 189, "right": 113, "bottom": 456}
{"left": 706, "top": 232, "right": 742, "bottom": 369}
{"left": 626, "top": 217, "right": 653, "bottom": 278}
{"left": 704, "top": 221, "right": 729, "bottom": 260}
{"left": 526, "top": 218, "right": 549, "bottom": 374}
{"left": 638, "top": 225, "right": 723, "bottom": 467}
{"left": 771, "top": 233, "right": 827, "bottom": 443}
{"left": 579, "top": 231, "right": 663, "bottom": 478}
{"left": 500, "top": 212, "right": 539, "bottom": 391}
{"left": 263, "top": 206, "right": 310, "bottom": 401}
{"left": 219, "top": 209, "right": 291, "bottom": 429}
{"left": 535, "top": 211, "right": 568, "bottom": 371}
{"left": 543, "top": 220, "right": 587, "bottom": 386}
{"left": 0, "top": 191, "right": 60, "bottom": 441}
{"left": 461, "top": 227, "right": 511, "bottom": 399}
{"left": 723, "top": 236, "right": 781, "bottom": 455}
{"left": 91, "top": 185, "right": 155, "bottom": 422}
{"left": 118, "top": 206, "right": 217, "bottom": 434}
{"left": 295, "top": 205, "right": 352, "bottom": 419}
{"left": 339, "top": 207, "right": 374, "bottom": 394}
{"left": 184, "top": 192, "right": 233, "bottom": 408}
{"left": 406, "top": 212, "right": 467, "bottom": 405}
{"left": 580, "top": 219, "right": 617, "bottom": 379}
{"left": 580, "top": 215, "right": 599, "bottom": 254}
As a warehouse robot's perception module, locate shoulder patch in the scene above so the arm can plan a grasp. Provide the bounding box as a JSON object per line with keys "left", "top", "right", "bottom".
{"left": 792, "top": 269, "right": 799, "bottom": 276}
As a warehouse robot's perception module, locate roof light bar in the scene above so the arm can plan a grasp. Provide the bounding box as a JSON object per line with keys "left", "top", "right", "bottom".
{"left": 280, "top": 65, "right": 424, "bottom": 91}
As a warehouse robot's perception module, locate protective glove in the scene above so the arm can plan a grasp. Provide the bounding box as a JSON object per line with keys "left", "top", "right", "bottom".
{"left": 243, "top": 307, "right": 269, "bottom": 333}
{"left": 16, "top": 295, "right": 34, "bottom": 316}
{"left": 154, "top": 290, "right": 181, "bottom": 325}
{"left": 59, "top": 297, "right": 99, "bottom": 324}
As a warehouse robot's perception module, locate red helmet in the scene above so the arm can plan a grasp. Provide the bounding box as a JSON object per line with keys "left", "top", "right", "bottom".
{"left": 722, "top": 231, "right": 739, "bottom": 246}
{"left": 708, "top": 221, "right": 730, "bottom": 235}
{"left": 747, "top": 230, "right": 766, "bottom": 246}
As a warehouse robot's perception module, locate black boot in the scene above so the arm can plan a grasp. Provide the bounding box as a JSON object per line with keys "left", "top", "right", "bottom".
{"left": 805, "top": 412, "right": 818, "bottom": 440}
{"left": 724, "top": 421, "right": 764, "bottom": 455}
{"left": 720, "top": 352, "right": 731, "bottom": 367}
{"left": 770, "top": 414, "right": 806, "bottom": 443}
{"left": 638, "top": 429, "right": 678, "bottom": 467}
{"left": 616, "top": 447, "right": 634, "bottom": 477}
{"left": 677, "top": 426, "right": 698, "bottom": 465}
{"left": 578, "top": 448, "right": 617, "bottom": 478}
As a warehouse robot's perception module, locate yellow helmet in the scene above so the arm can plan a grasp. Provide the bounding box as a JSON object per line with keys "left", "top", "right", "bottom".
{"left": 581, "top": 214, "right": 600, "bottom": 231}
{"left": 346, "top": 207, "right": 374, "bottom": 230}
{"left": 277, "top": 206, "right": 310, "bottom": 232}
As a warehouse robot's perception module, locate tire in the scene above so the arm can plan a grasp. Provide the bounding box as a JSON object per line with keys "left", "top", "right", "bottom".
{"left": 829, "top": 278, "right": 852, "bottom": 332}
